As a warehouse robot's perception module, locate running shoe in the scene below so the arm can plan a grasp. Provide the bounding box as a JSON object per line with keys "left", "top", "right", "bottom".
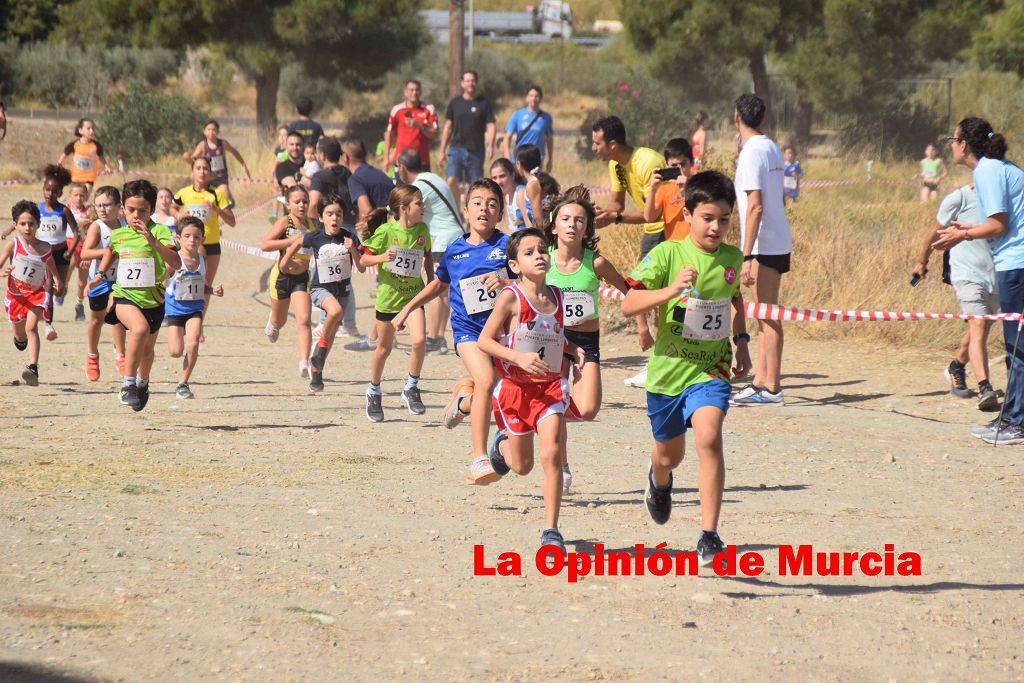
{"left": 13, "top": 337, "right": 27, "bottom": 352}
{"left": 55, "top": 294, "right": 65, "bottom": 306}
{"left": 561, "top": 464, "right": 573, "bottom": 495}
{"left": 401, "top": 386, "right": 426, "bottom": 415}
{"left": 488, "top": 430, "right": 510, "bottom": 476}
{"left": 310, "top": 346, "right": 327, "bottom": 373}
{"left": 944, "top": 360, "right": 973, "bottom": 398}
{"left": 133, "top": 384, "right": 150, "bottom": 412}
{"left": 623, "top": 367, "right": 647, "bottom": 388}
{"left": 21, "top": 364, "right": 39, "bottom": 387}
{"left": 309, "top": 370, "right": 324, "bottom": 394}
{"left": 730, "top": 386, "right": 784, "bottom": 406}
{"left": 696, "top": 530, "right": 726, "bottom": 567}
{"left": 977, "top": 384, "right": 999, "bottom": 411}
{"left": 466, "top": 455, "right": 500, "bottom": 486}
{"left": 365, "top": 392, "right": 384, "bottom": 423}
{"left": 343, "top": 335, "right": 376, "bottom": 352}
{"left": 120, "top": 385, "right": 140, "bottom": 408}
{"left": 982, "top": 424, "right": 1024, "bottom": 445}
{"left": 299, "top": 360, "right": 310, "bottom": 378}
{"left": 114, "top": 354, "right": 126, "bottom": 377}
{"left": 731, "top": 383, "right": 761, "bottom": 399}
{"left": 44, "top": 323, "right": 57, "bottom": 341}
{"left": 74, "top": 303, "right": 85, "bottom": 322}
{"left": 311, "top": 323, "right": 323, "bottom": 340}
{"left": 441, "top": 379, "right": 474, "bottom": 429}
{"left": 971, "top": 417, "right": 1009, "bottom": 440}
{"left": 540, "top": 528, "right": 566, "bottom": 554}
{"left": 264, "top": 317, "right": 280, "bottom": 343}
{"left": 175, "top": 382, "right": 194, "bottom": 399}
{"left": 644, "top": 466, "right": 672, "bottom": 525}
{"left": 85, "top": 353, "right": 100, "bottom": 381}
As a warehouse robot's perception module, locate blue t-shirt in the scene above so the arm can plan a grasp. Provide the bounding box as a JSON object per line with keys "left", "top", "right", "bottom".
{"left": 436, "top": 231, "right": 511, "bottom": 345}
{"left": 505, "top": 108, "right": 554, "bottom": 160}
{"left": 348, "top": 163, "right": 395, "bottom": 211}
{"left": 164, "top": 254, "right": 206, "bottom": 317}
{"left": 973, "top": 156, "right": 1024, "bottom": 272}
{"left": 783, "top": 160, "right": 803, "bottom": 198}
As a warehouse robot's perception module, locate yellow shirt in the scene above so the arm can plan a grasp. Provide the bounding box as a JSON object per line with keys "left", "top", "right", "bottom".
{"left": 174, "top": 184, "right": 230, "bottom": 244}
{"left": 609, "top": 146, "right": 666, "bottom": 234}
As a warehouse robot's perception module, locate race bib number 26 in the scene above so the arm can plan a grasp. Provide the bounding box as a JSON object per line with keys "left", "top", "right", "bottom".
{"left": 458, "top": 271, "right": 504, "bottom": 315}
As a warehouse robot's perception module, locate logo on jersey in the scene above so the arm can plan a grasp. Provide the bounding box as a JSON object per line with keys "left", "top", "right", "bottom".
{"left": 724, "top": 266, "right": 736, "bottom": 285}
{"left": 452, "top": 252, "right": 469, "bottom": 260}
{"left": 486, "top": 247, "right": 506, "bottom": 261}
{"left": 417, "top": 236, "right": 425, "bottom": 245}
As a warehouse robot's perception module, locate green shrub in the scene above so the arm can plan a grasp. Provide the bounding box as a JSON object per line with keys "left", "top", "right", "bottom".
{"left": 101, "top": 85, "right": 207, "bottom": 164}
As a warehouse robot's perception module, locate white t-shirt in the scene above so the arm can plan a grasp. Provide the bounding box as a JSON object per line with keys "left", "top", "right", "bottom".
{"left": 735, "top": 135, "right": 792, "bottom": 256}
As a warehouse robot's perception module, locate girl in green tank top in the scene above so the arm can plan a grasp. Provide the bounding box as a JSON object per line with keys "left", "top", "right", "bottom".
{"left": 544, "top": 186, "right": 631, "bottom": 492}
{"left": 919, "top": 144, "right": 947, "bottom": 203}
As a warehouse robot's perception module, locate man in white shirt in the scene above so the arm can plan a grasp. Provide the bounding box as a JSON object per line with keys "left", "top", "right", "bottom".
{"left": 730, "top": 93, "right": 792, "bottom": 406}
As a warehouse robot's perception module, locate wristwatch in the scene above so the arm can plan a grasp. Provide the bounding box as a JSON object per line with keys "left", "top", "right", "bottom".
{"left": 732, "top": 333, "right": 751, "bottom": 344}
{"left": 614, "top": 212, "right": 622, "bottom": 225}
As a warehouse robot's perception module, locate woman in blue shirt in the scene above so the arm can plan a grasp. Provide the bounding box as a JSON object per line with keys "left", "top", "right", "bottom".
{"left": 935, "top": 116, "right": 1024, "bottom": 444}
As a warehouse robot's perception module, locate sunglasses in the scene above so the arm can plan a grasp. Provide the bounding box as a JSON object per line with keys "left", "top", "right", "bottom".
{"left": 944, "top": 135, "right": 963, "bottom": 144}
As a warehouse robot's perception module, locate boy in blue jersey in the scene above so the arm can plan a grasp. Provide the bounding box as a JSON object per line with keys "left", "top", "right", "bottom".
{"left": 394, "top": 178, "right": 512, "bottom": 484}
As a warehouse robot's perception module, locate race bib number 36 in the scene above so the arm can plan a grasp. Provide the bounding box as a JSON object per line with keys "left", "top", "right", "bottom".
{"left": 11, "top": 255, "right": 44, "bottom": 287}
{"left": 387, "top": 246, "right": 423, "bottom": 278}
{"left": 459, "top": 271, "right": 503, "bottom": 315}
{"left": 318, "top": 254, "right": 351, "bottom": 283}
{"left": 563, "top": 290, "right": 597, "bottom": 325}
{"left": 680, "top": 298, "right": 731, "bottom": 341}
{"left": 116, "top": 257, "right": 156, "bottom": 288}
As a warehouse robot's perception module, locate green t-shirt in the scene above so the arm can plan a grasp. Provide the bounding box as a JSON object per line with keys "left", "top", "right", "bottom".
{"left": 361, "top": 219, "right": 432, "bottom": 313}
{"left": 110, "top": 222, "right": 176, "bottom": 309}
{"left": 628, "top": 237, "right": 743, "bottom": 396}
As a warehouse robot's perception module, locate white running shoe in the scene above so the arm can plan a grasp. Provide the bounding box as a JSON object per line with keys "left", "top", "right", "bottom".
{"left": 562, "top": 465, "right": 573, "bottom": 495}
{"left": 623, "top": 368, "right": 646, "bottom": 388}
{"left": 343, "top": 335, "right": 377, "bottom": 351}
{"left": 299, "top": 360, "right": 310, "bottom": 378}
{"left": 264, "top": 317, "right": 280, "bottom": 343}
{"left": 465, "top": 455, "right": 500, "bottom": 486}
{"left": 731, "top": 386, "right": 784, "bottom": 406}
{"left": 44, "top": 323, "right": 58, "bottom": 341}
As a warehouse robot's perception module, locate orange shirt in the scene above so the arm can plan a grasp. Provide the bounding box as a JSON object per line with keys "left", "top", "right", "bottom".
{"left": 655, "top": 183, "right": 690, "bottom": 240}
{"left": 63, "top": 139, "right": 104, "bottom": 183}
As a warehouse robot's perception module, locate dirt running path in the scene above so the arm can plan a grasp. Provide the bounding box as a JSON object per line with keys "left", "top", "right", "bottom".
{"left": 1, "top": 210, "right": 1022, "bottom": 681}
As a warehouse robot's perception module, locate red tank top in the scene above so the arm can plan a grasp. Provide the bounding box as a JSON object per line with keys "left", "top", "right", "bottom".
{"left": 495, "top": 283, "right": 566, "bottom": 384}
{"left": 7, "top": 236, "right": 51, "bottom": 297}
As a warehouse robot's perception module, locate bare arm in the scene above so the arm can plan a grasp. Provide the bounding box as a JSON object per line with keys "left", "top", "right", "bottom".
{"left": 485, "top": 122, "right": 496, "bottom": 160}
{"left": 222, "top": 140, "right": 251, "bottom": 177}
{"left": 594, "top": 190, "right": 626, "bottom": 228}
{"left": 79, "top": 223, "right": 105, "bottom": 261}
{"left": 621, "top": 267, "right": 696, "bottom": 317}
{"left": 594, "top": 253, "right": 630, "bottom": 294}
{"left": 279, "top": 233, "right": 304, "bottom": 271}
{"left": 439, "top": 120, "right": 453, "bottom": 161}
{"left": 261, "top": 218, "right": 292, "bottom": 252}
{"left": 357, "top": 196, "right": 373, "bottom": 221}
{"left": 502, "top": 129, "right": 515, "bottom": 160}
{"left": 934, "top": 212, "right": 1009, "bottom": 249}
{"left": 383, "top": 124, "right": 396, "bottom": 168}
{"left": 545, "top": 135, "right": 554, "bottom": 173}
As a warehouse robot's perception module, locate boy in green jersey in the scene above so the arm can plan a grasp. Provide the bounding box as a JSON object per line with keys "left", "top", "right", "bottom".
{"left": 622, "top": 171, "right": 752, "bottom": 566}
{"left": 91, "top": 180, "right": 180, "bottom": 411}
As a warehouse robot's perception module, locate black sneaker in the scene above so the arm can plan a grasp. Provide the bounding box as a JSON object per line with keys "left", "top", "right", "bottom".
{"left": 13, "top": 337, "right": 27, "bottom": 352}
{"left": 401, "top": 386, "right": 426, "bottom": 415}
{"left": 644, "top": 467, "right": 672, "bottom": 525}
{"left": 21, "top": 364, "right": 39, "bottom": 386}
{"left": 74, "top": 303, "right": 86, "bottom": 322}
{"left": 488, "top": 430, "right": 510, "bottom": 476}
{"left": 696, "top": 531, "right": 726, "bottom": 566}
{"left": 540, "top": 528, "right": 566, "bottom": 554}
{"left": 310, "top": 345, "right": 327, "bottom": 373}
{"left": 309, "top": 369, "right": 325, "bottom": 394}
{"left": 977, "top": 383, "right": 999, "bottom": 411}
{"left": 120, "top": 384, "right": 140, "bottom": 408}
{"left": 365, "top": 392, "right": 384, "bottom": 423}
{"left": 133, "top": 384, "right": 150, "bottom": 412}
{"left": 945, "top": 360, "right": 973, "bottom": 398}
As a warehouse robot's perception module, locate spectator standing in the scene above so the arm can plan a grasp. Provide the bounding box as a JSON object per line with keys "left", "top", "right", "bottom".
{"left": 396, "top": 147, "right": 465, "bottom": 354}
{"left": 730, "top": 93, "right": 792, "bottom": 406}
{"left": 502, "top": 86, "right": 554, "bottom": 173}
{"left": 343, "top": 139, "right": 395, "bottom": 219}
{"left": 288, "top": 97, "right": 325, "bottom": 148}
{"left": 439, "top": 70, "right": 496, "bottom": 206}
{"left": 274, "top": 132, "right": 308, "bottom": 189}
{"left": 383, "top": 80, "right": 438, "bottom": 172}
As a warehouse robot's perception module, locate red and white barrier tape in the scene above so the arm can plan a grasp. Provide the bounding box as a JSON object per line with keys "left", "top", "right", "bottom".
{"left": 232, "top": 194, "right": 280, "bottom": 220}
{"left": 0, "top": 178, "right": 35, "bottom": 187}
{"left": 220, "top": 238, "right": 277, "bottom": 261}
{"left": 598, "top": 286, "right": 1020, "bottom": 322}
{"left": 131, "top": 170, "right": 278, "bottom": 185}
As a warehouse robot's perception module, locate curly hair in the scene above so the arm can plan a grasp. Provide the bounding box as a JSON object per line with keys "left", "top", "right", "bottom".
{"left": 541, "top": 184, "right": 598, "bottom": 252}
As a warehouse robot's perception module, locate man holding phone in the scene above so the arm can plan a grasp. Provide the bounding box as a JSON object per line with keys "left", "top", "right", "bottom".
{"left": 644, "top": 137, "right": 696, "bottom": 241}
{"left": 383, "top": 80, "right": 438, "bottom": 172}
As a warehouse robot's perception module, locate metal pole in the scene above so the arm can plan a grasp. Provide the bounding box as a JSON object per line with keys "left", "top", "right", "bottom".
{"left": 468, "top": 0, "right": 474, "bottom": 53}
{"left": 947, "top": 77, "right": 953, "bottom": 134}
{"left": 992, "top": 314, "right": 1024, "bottom": 446}
{"left": 449, "top": 0, "right": 465, "bottom": 100}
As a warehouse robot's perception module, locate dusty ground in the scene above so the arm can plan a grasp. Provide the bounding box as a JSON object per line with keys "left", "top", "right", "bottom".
{"left": 1, "top": 194, "right": 1023, "bottom": 682}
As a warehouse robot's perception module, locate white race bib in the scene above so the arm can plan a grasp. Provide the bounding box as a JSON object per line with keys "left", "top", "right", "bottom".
{"left": 783, "top": 175, "right": 798, "bottom": 190}
{"left": 11, "top": 254, "right": 44, "bottom": 287}
{"left": 210, "top": 155, "right": 226, "bottom": 172}
{"left": 37, "top": 216, "right": 63, "bottom": 243}
{"left": 458, "top": 271, "right": 503, "bottom": 315}
{"left": 317, "top": 250, "right": 351, "bottom": 283}
{"left": 175, "top": 272, "right": 204, "bottom": 301}
{"left": 187, "top": 203, "right": 211, "bottom": 222}
{"left": 116, "top": 257, "right": 156, "bottom": 288}
{"left": 680, "top": 298, "right": 731, "bottom": 341}
{"left": 387, "top": 246, "right": 423, "bottom": 278}
{"left": 563, "top": 290, "right": 597, "bottom": 325}
{"left": 74, "top": 155, "right": 94, "bottom": 171}
{"left": 512, "top": 325, "right": 563, "bottom": 373}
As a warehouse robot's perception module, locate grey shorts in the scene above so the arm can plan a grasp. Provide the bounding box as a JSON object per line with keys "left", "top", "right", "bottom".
{"left": 953, "top": 280, "right": 999, "bottom": 316}
{"left": 311, "top": 285, "right": 348, "bottom": 310}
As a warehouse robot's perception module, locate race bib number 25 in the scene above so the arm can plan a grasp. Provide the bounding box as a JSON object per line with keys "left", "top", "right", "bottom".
{"left": 680, "top": 298, "right": 731, "bottom": 341}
